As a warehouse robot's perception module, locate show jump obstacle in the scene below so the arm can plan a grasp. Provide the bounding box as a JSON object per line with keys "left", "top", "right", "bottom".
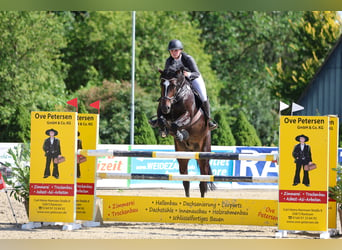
{"left": 96, "top": 172, "right": 278, "bottom": 183}
{"left": 82, "top": 149, "right": 280, "bottom": 228}
{"left": 80, "top": 149, "right": 278, "bottom": 183}
{"left": 78, "top": 149, "right": 278, "bottom": 162}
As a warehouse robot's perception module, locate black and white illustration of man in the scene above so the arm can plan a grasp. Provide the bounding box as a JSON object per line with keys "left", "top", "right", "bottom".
{"left": 292, "top": 134, "right": 312, "bottom": 187}
{"left": 43, "top": 128, "right": 61, "bottom": 179}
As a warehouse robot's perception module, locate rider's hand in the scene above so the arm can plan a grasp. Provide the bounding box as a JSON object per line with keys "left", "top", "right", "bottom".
{"left": 183, "top": 71, "right": 191, "bottom": 78}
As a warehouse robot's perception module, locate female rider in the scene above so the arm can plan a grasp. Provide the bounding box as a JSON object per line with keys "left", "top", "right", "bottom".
{"left": 150, "top": 39, "right": 217, "bottom": 131}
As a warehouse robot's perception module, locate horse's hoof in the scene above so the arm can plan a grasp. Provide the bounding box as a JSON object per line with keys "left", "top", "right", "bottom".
{"left": 160, "top": 130, "right": 167, "bottom": 138}
{"left": 209, "top": 120, "right": 218, "bottom": 130}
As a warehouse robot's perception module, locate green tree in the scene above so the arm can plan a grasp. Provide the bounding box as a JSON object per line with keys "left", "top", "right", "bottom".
{"left": 190, "top": 11, "right": 304, "bottom": 146}
{"left": 0, "top": 11, "right": 68, "bottom": 142}
{"left": 76, "top": 80, "right": 131, "bottom": 144}
{"left": 270, "top": 11, "right": 342, "bottom": 102}
{"left": 61, "top": 11, "right": 220, "bottom": 144}
{"left": 232, "top": 111, "right": 262, "bottom": 146}
{"left": 61, "top": 11, "right": 218, "bottom": 96}
{"left": 211, "top": 113, "right": 236, "bottom": 146}
{"left": 134, "top": 111, "right": 157, "bottom": 145}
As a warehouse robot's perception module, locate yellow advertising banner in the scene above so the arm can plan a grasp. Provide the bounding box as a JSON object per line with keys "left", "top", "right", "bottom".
{"left": 328, "top": 116, "right": 338, "bottom": 229}
{"left": 278, "top": 116, "right": 329, "bottom": 232}
{"left": 76, "top": 114, "right": 99, "bottom": 221}
{"left": 99, "top": 195, "right": 278, "bottom": 226}
{"left": 29, "top": 112, "right": 77, "bottom": 223}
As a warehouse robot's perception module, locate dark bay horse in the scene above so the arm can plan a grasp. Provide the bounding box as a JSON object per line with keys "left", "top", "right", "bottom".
{"left": 154, "top": 67, "right": 215, "bottom": 197}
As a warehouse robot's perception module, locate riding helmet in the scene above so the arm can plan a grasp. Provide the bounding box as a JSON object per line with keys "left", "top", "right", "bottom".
{"left": 168, "top": 39, "right": 183, "bottom": 51}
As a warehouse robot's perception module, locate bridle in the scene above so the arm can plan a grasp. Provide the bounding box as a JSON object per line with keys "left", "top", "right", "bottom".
{"left": 159, "top": 76, "right": 187, "bottom": 104}
{"left": 158, "top": 72, "right": 203, "bottom": 130}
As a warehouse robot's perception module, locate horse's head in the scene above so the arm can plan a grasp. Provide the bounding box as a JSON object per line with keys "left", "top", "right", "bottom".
{"left": 159, "top": 66, "right": 186, "bottom": 114}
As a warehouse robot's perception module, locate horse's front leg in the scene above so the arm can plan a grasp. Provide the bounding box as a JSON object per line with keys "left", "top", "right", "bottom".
{"left": 170, "top": 111, "right": 191, "bottom": 141}
{"left": 178, "top": 159, "right": 190, "bottom": 197}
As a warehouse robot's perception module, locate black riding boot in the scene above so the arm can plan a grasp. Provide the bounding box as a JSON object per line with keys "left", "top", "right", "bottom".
{"left": 202, "top": 100, "right": 217, "bottom": 130}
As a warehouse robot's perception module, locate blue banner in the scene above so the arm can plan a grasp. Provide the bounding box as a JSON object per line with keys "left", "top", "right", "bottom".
{"left": 130, "top": 146, "right": 234, "bottom": 187}
{"left": 235, "top": 147, "right": 278, "bottom": 186}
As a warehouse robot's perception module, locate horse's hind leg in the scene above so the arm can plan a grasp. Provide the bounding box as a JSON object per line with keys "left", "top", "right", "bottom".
{"left": 198, "top": 159, "right": 210, "bottom": 198}
{"left": 199, "top": 180, "right": 207, "bottom": 198}
{"left": 183, "top": 181, "right": 190, "bottom": 197}
{"left": 178, "top": 159, "right": 190, "bottom": 197}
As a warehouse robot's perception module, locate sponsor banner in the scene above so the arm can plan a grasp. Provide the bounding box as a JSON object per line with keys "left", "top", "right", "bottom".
{"left": 99, "top": 195, "right": 278, "bottom": 226}
{"left": 76, "top": 114, "right": 99, "bottom": 221}
{"left": 29, "top": 111, "right": 77, "bottom": 223}
{"left": 77, "top": 183, "right": 95, "bottom": 195}
{"left": 278, "top": 116, "right": 329, "bottom": 232}
{"left": 279, "top": 190, "right": 327, "bottom": 204}
{"left": 96, "top": 144, "right": 129, "bottom": 188}
{"left": 338, "top": 149, "right": 342, "bottom": 163}
{"left": 234, "top": 147, "right": 278, "bottom": 188}
{"left": 129, "top": 145, "right": 234, "bottom": 189}
{"left": 30, "top": 183, "right": 74, "bottom": 196}
{"left": 328, "top": 116, "right": 338, "bottom": 229}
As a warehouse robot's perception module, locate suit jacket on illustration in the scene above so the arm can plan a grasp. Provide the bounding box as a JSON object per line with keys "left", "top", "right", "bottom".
{"left": 43, "top": 138, "right": 61, "bottom": 158}
{"left": 292, "top": 143, "right": 312, "bottom": 164}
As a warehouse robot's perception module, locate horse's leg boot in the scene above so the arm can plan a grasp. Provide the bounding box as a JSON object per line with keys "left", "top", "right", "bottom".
{"left": 159, "top": 129, "right": 168, "bottom": 138}
{"left": 202, "top": 100, "right": 217, "bottom": 130}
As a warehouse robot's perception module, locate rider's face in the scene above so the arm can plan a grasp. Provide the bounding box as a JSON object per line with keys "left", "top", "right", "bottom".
{"left": 169, "top": 49, "right": 182, "bottom": 59}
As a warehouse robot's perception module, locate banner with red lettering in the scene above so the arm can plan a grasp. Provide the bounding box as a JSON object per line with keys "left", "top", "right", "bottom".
{"left": 96, "top": 144, "right": 129, "bottom": 188}
{"left": 76, "top": 114, "right": 99, "bottom": 221}
{"left": 278, "top": 116, "right": 330, "bottom": 232}
{"left": 328, "top": 116, "right": 339, "bottom": 229}
{"left": 29, "top": 111, "right": 77, "bottom": 223}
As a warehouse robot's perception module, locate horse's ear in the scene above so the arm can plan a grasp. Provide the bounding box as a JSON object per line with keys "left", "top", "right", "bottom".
{"left": 158, "top": 68, "right": 163, "bottom": 74}
{"left": 177, "top": 66, "right": 185, "bottom": 76}
{"left": 179, "top": 66, "right": 187, "bottom": 75}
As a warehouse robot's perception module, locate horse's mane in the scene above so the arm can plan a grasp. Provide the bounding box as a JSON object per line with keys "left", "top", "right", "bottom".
{"left": 161, "top": 65, "right": 186, "bottom": 80}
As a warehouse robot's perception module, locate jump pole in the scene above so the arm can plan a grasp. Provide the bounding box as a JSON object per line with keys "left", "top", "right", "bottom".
{"left": 78, "top": 149, "right": 278, "bottom": 162}
{"left": 96, "top": 172, "right": 278, "bottom": 183}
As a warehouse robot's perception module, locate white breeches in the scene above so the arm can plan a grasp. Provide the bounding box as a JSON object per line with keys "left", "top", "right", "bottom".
{"left": 191, "top": 75, "right": 207, "bottom": 102}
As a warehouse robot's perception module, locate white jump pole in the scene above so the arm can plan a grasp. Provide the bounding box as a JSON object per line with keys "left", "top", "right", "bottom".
{"left": 96, "top": 172, "right": 278, "bottom": 183}
{"left": 78, "top": 149, "right": 278, "bottom": 162}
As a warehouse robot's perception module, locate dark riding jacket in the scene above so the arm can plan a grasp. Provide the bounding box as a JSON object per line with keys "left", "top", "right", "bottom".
{"left": 164, "top": 52, "right": 200, "bottom": 81}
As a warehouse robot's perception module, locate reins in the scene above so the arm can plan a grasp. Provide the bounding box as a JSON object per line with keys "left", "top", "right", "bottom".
{"left": 159, "top": 75, "right": 203, "bottom": 130}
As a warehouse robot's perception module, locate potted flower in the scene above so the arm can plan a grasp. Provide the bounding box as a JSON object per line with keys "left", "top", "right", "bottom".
{"left": 329, "top": 164, "right": 342, "bottom": 231}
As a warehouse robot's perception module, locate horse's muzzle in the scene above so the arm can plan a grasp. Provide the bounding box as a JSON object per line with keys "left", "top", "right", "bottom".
{"left": 160, "top": 97, "right": 173, "bottom": 114}
{"left": 161, "top": 104, "right": 171, "bottom": 114}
